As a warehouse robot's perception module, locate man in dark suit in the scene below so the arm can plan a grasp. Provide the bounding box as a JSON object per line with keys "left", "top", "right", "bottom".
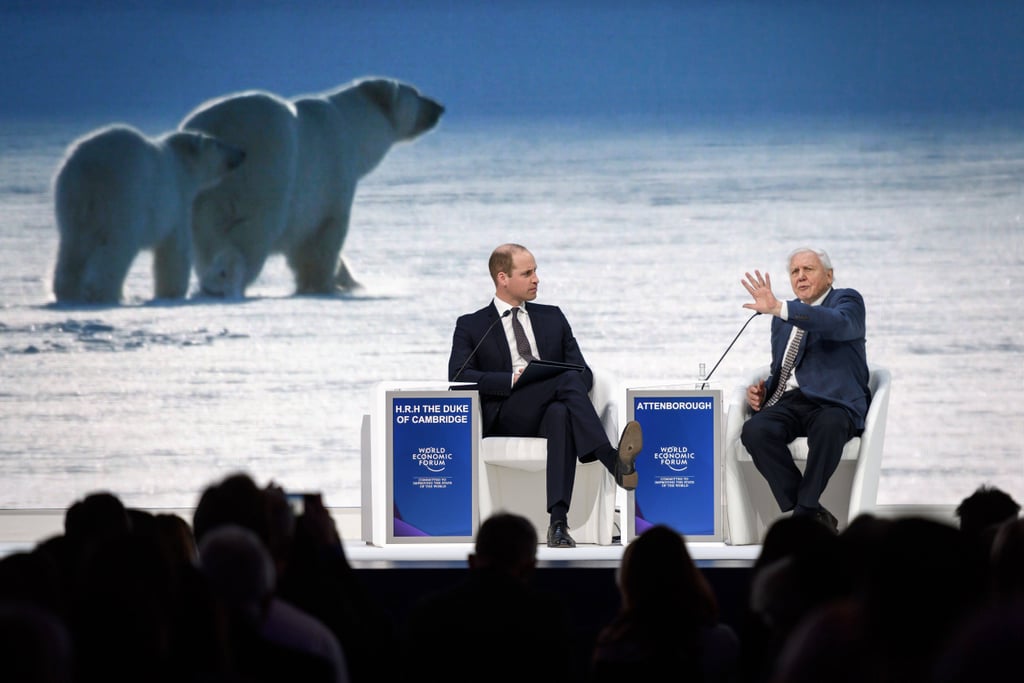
{"left": 448, "top": 243, "right": 642, "bottom": 548}
{"left": 739, "top": 247, "right": 869, "bottom": 533}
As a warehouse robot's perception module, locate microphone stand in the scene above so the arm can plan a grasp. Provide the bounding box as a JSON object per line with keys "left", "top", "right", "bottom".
{"left": 450, "top": 309, "right": 512, "bottom": 384}
{"left": 699, "top": 312, "right": 761, "bottom": 390}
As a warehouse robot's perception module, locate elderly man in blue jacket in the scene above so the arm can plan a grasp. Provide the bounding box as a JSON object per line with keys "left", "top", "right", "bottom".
{"left": 739, "top": 246, "right": 870, "bottom": 533}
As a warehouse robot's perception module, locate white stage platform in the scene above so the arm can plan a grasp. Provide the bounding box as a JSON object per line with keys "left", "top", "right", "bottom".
{"left": 342, "top": 539, "right": 761, "bottom": 568}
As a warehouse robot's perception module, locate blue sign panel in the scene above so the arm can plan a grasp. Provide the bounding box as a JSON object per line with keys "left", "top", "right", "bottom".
{"left": 629, "top": 390, "right": 722, "bottom": 541}
{"left": 388, "top": 392, "right": 478, "bottom": 541}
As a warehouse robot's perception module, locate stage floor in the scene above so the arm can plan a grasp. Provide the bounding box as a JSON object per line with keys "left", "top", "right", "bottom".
{"left": 343, "top": 538, "right": 761, "bottom": 568}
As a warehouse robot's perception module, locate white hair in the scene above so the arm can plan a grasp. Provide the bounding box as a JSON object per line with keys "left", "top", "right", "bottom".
{"left": 787, "top": 246, "right": 833, "bottom": 272}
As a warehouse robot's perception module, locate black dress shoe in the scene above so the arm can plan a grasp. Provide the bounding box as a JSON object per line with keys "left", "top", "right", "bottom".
{"left": 815, "top": 506, "right": 839, "bottom": 534}
{"left": 614, "top": 420, "right": 643, "bottom": 490}
{"left": 547, "top": 520, "right": 576, "bottom": 548}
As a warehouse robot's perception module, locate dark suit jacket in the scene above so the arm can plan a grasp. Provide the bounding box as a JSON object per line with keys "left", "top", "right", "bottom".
{"left": 448, "top": 301, "right": 594, "bottom": 431}
{"left": 766, "top": 287, "right": 870, "bottom": 429}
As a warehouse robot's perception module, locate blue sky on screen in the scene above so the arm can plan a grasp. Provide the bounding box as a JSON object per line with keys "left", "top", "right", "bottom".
{"left": 1, "top": 1, "right": 1021, "bottom": 123}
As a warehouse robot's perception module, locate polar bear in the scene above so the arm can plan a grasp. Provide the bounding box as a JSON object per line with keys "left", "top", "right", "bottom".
{"left": 180, "top": 77, "right": 444, "bottom": 297}
{"left": 52, "top": 125, "right": 245, "bottom": 304}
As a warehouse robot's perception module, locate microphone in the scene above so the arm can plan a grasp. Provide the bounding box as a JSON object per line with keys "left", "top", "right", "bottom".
{"left": 450, "top": 309, "right": 512, "bottom": 384}
{"left": 699, "top": 311, "right": 761, "bottom": 390}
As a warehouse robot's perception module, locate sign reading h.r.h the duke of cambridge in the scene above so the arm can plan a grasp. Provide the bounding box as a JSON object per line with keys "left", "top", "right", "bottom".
{"left": 627, "top": 388, "right": 723, "bottom": 542}
{"left": 386, "top": 390, "right": 479, "bottom": 543}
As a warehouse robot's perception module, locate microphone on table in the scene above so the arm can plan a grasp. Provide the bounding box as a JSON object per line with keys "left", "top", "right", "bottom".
{"left": 450, "top": 309, "right": 512, "bottom": 385}
{"left": 699, "top": 311, "right": 762, "bottom": 390}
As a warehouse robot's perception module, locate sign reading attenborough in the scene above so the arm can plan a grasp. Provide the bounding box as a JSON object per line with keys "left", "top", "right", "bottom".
{"left": 628, "top": 390, "right": 723, "bottom": 541}
{"left": 387, "top": 392, "right": 478, "bottom": 542}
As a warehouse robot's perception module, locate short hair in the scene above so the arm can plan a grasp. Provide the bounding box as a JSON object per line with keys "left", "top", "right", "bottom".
{"left": 64, "top": 491, "right": 131, "bottom": 541}
{"left": 788, "top": 246, "right": 833, "bottom": 272}
{"left": 956, "top": 484, "right": 1021, "bottom": 536}
{"left": 474, "top": 512, "right": 537, "bottom": 572}
{"left": 488, "top": 243, "right": 529, "bottom": 285}
{"left": 192, "top": 471, "right": 270, "bottom": 545}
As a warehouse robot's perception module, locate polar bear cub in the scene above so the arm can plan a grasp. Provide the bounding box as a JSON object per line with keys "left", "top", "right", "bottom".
{"left": 52, "top": 125, "right": 245, "bottom": 303}
{"left": 180, "top": 77, "right": 444, "bottom": 298}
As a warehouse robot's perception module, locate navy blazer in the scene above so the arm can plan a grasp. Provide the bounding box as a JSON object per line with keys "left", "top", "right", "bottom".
{"left": 766, "top": 287, "right": 870, "bottom": 429}
{"left": 448, "top": 301, "right": 594, "bottom": 430}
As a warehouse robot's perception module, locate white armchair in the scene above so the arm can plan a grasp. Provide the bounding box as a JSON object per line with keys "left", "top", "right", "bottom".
{"left": 723, "top": 364, "right": 891, "bottom": 545}
{"left": 477, "top": 369, "right": 620, "bottom": 545}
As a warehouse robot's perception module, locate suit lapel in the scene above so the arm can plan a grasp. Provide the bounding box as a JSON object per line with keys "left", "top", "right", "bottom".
{"left": 523, "top": 302, "right": 552, "bottom": 359}
{"left": 485, "top": 304, "right": 513, "bottom": 369}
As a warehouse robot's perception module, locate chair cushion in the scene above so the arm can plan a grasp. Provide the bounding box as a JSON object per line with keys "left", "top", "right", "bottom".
{"left": 480, "top": 436, "right": 548, "bottom": 472}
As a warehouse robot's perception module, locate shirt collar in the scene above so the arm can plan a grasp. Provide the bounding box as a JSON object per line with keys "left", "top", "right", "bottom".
{"left": 493, "top": 298, "right": 525, "bottom": 317}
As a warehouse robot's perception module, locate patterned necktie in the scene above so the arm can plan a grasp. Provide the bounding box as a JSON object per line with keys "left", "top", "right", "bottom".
{"left": 764, "top": 327, "right": 805, "bottom": 408}
{"left": 510, "top": 307, "right": 535, "bottom": 361}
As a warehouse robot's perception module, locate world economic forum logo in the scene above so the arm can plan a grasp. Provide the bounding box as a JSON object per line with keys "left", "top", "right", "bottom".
{"left": 653, "top": 445, "right": 695, "bottom": 472}
{"left": 412, "top": 446, "right": 453, "bottom": 473}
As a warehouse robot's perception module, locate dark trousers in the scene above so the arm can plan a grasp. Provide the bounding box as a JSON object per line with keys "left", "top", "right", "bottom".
{"left": 740, "top": 390, "right": 859, "bottom": 512}
{"left": 490, "top": 370, "right": 611, "bottom": 517}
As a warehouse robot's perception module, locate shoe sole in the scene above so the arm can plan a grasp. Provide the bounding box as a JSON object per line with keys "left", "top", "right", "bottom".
{"left": 617, "top": 420, "right": 642, "bottom": 489}
{"left": 619, "top": 470, "right": 638, "bottom": 489}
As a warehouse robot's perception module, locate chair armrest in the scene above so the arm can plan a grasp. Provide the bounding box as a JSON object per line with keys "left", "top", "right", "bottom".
{"left": 589, "top": 369, "right": 620, "bottom": 443}
{"left": 849, "top": 365, "right": 892, "bottom": 514}
{"left": 725, "top": 366, "right": 766, "bottom": 447}
{"left": 724, "top": 391, "right": 749, "bottom": 449}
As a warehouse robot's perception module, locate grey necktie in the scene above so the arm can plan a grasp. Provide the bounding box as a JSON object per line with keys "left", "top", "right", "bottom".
{"left": 764, "top": 327, "right": 805, "bottom": 408}
{"left": 510, "top": 307, "right": 535, "bottom": 361}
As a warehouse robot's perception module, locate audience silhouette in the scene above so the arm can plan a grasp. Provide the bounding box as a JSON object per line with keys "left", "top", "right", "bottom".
{"left": 401, "top": 511, "right": 575, "bottom": 682}
{"left": 930, "top": 600, "right": 1024, "bottom": 683}
{"left": 1, "top": 478, "right": 1021, "bottom": 683}
{"left": 273, "top": 490, "right": 398, "bottom": 683}
{"left": 197, "top": 522, "right": 343, "bottom": 683}
{"left": 955, "top": 484, "right": 1021, "bottom": 537}
{"left": 0, "top": 600, "right": 74, "bottom": 683}
{"left": 932, "top": 498, "right": 1024, "bottom": 683}
{"left": 771, "top": 515, "right": 990, "bottom": 683}
{"left": 737, "top": 513, "right": 845, "bottom": 683}
{"left": 193, "top": 472, "right": 370, "bottom": 683}
{"left": 954, "top": 484, "right": 1021, "bottom": 567}
{"left": 591, "top": 523, "right": 740, "bottom": 682}
{"left": 989, "top": 516, "right": 1024, "bottom": 603}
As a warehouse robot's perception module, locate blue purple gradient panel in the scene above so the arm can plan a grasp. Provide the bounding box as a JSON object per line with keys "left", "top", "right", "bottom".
{"left": 632, "top": 393, "right": 719, "bottom": 537}
{"left": 392, "top": 395, "right": 475, "bottom": 537}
